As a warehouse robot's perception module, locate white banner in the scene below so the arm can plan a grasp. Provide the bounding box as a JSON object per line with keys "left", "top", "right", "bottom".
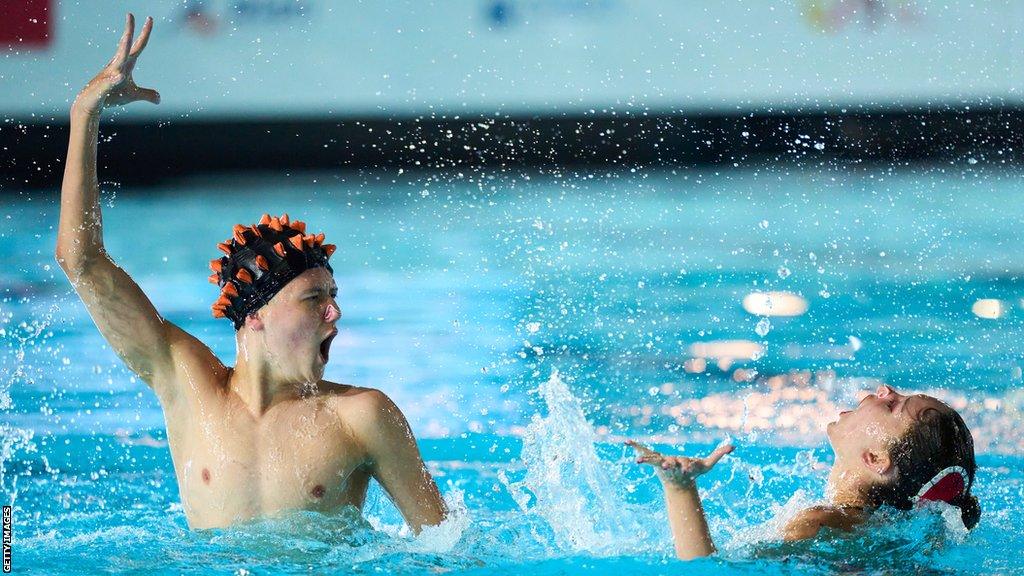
{"left": 2, "top": 0, "right": 1021, "bottom": 119}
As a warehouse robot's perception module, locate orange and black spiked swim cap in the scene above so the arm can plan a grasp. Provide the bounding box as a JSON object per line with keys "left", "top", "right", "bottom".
{"left": 208, "top": 213, "right": 336, "bottom": 329}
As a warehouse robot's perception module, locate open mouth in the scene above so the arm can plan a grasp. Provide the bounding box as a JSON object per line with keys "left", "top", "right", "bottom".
{"left": 319, "top": 330, "right": 338, "bottom": 364}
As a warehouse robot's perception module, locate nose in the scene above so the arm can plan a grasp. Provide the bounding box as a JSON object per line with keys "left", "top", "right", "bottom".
{"left": 324, "top": 303, "right": 340, "bottom": 323}
{"left": 876, "top": 384, "right": 896, "bottom": 398}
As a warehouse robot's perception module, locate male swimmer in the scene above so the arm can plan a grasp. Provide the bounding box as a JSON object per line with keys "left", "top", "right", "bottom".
{"left": 55, "top": 14, "right": 446, "bottom": 531}
{"left": 628, "top": 385, "right": 979, "bottom": 559}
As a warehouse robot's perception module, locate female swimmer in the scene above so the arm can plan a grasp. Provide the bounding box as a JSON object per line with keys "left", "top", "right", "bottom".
{"left": 628, "top": 384, "right": 979, "bottom": 559}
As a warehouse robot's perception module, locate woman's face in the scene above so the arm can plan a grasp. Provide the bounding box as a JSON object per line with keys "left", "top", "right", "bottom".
{"left": 827, "top": 384, "right": 946, "bottom": 459}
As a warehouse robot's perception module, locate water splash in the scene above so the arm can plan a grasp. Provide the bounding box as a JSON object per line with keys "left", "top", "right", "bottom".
{"left": 409, "top": 487, "right": 470, "bottom": 553}
{"left": 719, "top": 488, "right": 815, "bottom": 554}
{"left": 0, "top": 425, "right": 34, "bottom": 501}
{"left": 754, "top": 317, "right": 772, "bottom": 337}
{"left": 0, "top": 310, "right": 48, "bottom": 503}
{"left": 362, "top": 484, "right": 470, "bottom": 551}
{"left": 500, "top": 369, "right": 658, "bottom": 555}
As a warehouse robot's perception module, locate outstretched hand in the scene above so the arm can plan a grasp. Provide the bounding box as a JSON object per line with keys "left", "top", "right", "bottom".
{"left": 73, "top": 13, "right": 160, "bottom": 117}
{"left": 627, "top": 440, "right": 734, "bottom": 488}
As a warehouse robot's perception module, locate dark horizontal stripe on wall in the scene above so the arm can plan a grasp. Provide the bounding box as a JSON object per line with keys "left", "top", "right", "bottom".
{"left": 3, "top": 106, "right": 1022, "bottom": 189}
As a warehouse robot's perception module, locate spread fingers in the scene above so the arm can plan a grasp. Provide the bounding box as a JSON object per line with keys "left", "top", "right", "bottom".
{"left": 129, "top": 16, "right": 153, "bottom": 58}
{"left": 116, "top": 13, "right": 134, "bottom": 63}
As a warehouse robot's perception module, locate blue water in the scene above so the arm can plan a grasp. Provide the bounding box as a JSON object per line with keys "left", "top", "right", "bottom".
{"left": 2, "top": 167, "right": 1023, "bottom": 574}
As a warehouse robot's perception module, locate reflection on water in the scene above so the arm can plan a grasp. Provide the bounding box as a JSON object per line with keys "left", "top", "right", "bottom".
{"left": 3, "top": 369, "right": 1022, "bottom": 574}
{"left": 971, "top": 298, "right": 1008, "bottom": 320}
{"left": 742, "top": 291, "right": 809, "bottom": 317}
{"left": 2, "top": 167, "right": 1024, "bottom": 573}
{"left": 611, "top": 369, "right": 1024, "bottom": 454}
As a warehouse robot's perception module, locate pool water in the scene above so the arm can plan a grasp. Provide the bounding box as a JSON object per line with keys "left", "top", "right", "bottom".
{"left": 2, "top": 167, "right": 1023, "bottom": 574}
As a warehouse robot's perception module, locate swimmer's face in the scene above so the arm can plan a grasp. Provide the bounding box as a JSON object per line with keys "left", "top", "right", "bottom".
{"left": 827, "top": 384, "right": 948, "bottom": 459}
{"left": 251, "top": 268, "right": 340, "bottom": 385}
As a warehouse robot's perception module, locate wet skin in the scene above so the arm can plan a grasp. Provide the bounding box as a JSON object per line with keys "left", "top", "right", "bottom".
{"left": 827, "top": 384, "right": 950, "bottom": 460}
{"left": 165, "top": 375, "right": 377, "bottom": 527}
{"left": 153, "top": 269, "right": 445, "bottom": 530}
{"left": 634, "top": 383, "right": 960, "bottom": 555}
{"left": 164, "top": 269, "right": 359, "bottom": 524}
{"left": 55, "top": 15, "right": 445, "bottom": 532}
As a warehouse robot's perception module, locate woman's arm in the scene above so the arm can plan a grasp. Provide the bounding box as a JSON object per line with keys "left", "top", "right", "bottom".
{"left": 628, "top": 441, "right": 734, "bottom": 560}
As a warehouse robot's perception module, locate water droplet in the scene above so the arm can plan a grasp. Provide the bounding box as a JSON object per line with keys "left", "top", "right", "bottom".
{"left": 755, "top": 317, "right": 772, "bottom": 337}
{"left": 777, "top": 266, "right": 791, "bottom": 279}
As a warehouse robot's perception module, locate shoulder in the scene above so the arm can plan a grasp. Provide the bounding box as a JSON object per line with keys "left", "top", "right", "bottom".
{"left": 319, "top": 383, "right": 407, "bottom": 433}
{"left": 155, "top": 323, "right": 228, "bottom": 404}
{"left": 783, "top": 506, "right": 865, "bottom": 542}
{"left": 319, "top": 382, "right": 393, "bottom": 412}
{"left": 320, "top": 384, "right": 418, "bottom": 463}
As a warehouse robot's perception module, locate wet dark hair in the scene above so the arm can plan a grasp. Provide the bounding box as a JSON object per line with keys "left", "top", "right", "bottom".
{"left": 209, "top": 214, "right": 335, "bottom": 329}
{"left": 866, "top": 400, "right": 980, "bottom": 529}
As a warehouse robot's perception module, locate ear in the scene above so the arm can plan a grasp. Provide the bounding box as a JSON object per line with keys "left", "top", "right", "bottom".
{"left": 861, "top": 449, "right": 895, "bottom": 478}
{"left": 244, "top": 311, "right": 265, "bottom": 331}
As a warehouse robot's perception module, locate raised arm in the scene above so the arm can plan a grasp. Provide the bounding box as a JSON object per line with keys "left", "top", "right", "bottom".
{"left": 357, "top": 390, "right": 447, "bottom": 533}
{"left": 56, "top": 14, "right": 211, "bottom": 404}
{"left": 628, "top": 441, "right": 733, "bottom": 560}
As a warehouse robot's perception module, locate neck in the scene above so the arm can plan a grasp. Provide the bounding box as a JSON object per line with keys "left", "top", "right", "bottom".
{"left": 230, "top": 333, "right": 302, "bottom": 417}
{"left": 826, "top": 459, "right": 873, "bottom": 509}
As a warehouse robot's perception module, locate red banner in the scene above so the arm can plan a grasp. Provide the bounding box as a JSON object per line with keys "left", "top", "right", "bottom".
{"left": 0, "top": 0, "right": 52, "bottom": 48}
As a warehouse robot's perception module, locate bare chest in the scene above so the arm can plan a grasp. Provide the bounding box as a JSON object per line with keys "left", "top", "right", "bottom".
{"left": 166, "top": 396, "right": 370, "bottom": 528}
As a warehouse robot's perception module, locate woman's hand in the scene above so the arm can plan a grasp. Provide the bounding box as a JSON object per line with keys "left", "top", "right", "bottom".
{"left": 627, "top": 440, "right": 734, "bottom": 489}
{"left": 627, "top": 440, "right": 733, "bottom": 559}
{"left": 72, "top": 13, "right": 160, "bottom": 118}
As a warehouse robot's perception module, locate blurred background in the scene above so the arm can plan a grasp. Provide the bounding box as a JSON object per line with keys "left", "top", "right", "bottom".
{"left": 2, "top": 2, "right": 1024, "bottom": 574}
{"left": 3, "top": 1, "right": 1024, "bottom": 185}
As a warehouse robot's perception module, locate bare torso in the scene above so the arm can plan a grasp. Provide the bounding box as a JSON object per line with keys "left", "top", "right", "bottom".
{"left": 162, "top": 363, "right": 374, "bottom": 529}
{"left": 58, "top": 14, "right": 445, "bottom": 534}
